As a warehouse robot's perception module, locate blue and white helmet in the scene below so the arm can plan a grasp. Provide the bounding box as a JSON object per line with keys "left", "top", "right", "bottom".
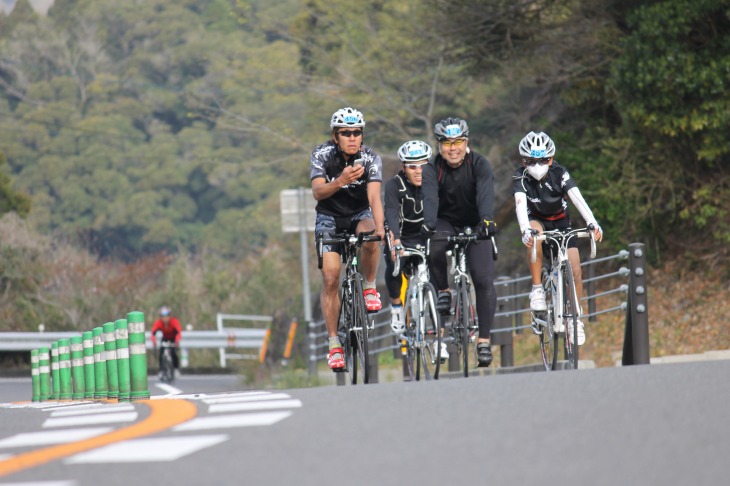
{"left": 397, "top": 140, "right": 432, "bottom": 162}
{"left": 330, "top": 107, "right": 366, "bottom": 128}
{"left": 519, "top": 131, "right": 556, "bottom": 158}
{"left": 434, "top": 117, "right": 469, "bottom": 141}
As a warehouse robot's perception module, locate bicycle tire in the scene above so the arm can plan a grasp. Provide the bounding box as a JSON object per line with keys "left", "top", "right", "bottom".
{"left": 417, "top": 283, "right": 442, "bottom": 381}
{"left": 161, "top": 349, "right": 174, "bottom": 384}
{"left": 350, "top": 273, "right": 370, "bottom": 384}
{"left": 338, "top": 284, "right": 353, "bottom": 377}
{"left": 538, "top": 268, "right": 558, "bottom": 371}
{"left": 562, "top": 262, "right": 580, "bottom": 370}
{"left": 402, "top": 302, "right": 416, "bottom": 382}
{"left": 452, "top": 283, "right": 471, "bottom": 377}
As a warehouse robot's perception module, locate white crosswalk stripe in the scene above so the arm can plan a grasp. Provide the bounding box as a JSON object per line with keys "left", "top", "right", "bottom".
{"left": 0, "top": 428, "right": 113, "bottom": 448}
{"left": 65, "top": 435, "right": 229, "bottom": 464}
{"left": 42, "top": 411, "right": 138, "bottom": 428}
{"left": 208, "top": 398, "right": 302, "bottom": 413}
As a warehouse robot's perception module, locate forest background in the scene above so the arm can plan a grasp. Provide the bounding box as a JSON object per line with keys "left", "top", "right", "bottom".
{"left": 0, "top": 0, "right": 728, "bottom": 375}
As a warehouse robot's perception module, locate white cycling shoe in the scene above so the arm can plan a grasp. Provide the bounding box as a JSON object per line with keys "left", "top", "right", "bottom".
{"left": 530, "top": 287, "right": 547, "bottom": 312}
{"left": 390, "top": 306, "right": 405, "bottom": 334}
{"left": 432, "top": 341, "right": 449, "bottom": 363}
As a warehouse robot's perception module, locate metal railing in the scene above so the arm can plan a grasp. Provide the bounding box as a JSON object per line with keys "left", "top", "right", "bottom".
{"left": 308, "top": 243, "right": 650, "bottom": 380}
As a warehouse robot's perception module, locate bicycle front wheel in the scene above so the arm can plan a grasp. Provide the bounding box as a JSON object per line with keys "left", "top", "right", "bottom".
{"left": 562, "top": 263, "right": 580, "bottom": 370}
{"left": 161, "top": 350, "right": 174, "bottom": 383}
{"left": 417, "top": 283, "right": 442, "bottom": 381}
{"left": 453, "top": 284, "right": 472, "bottom": 377}
{"left": 538, "top": 268, "right": 558, "bottom": 371}
{"left": 349, "top": 273, "right": 371, "bottom": 384}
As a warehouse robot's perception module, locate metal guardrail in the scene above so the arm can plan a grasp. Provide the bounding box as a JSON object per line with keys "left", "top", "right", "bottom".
{"left": 0, "top": 329, "right": 267, "bottom": 352}
{"left": 308, "top": 244, "right": 648, "bottom": 380}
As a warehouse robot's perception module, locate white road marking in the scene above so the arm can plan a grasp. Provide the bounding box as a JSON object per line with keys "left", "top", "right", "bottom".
{"left": 154, "top": 383, "right": 183, "bottom": 395}
{"left": 0, "top": 481, "right": 77, "bottom": 486}
{"left": 36, "top": 402, "right": 95, "bottom": 411}
{"left": 50, "top": 404, "right": 135, "bottom": 417}
{"left": 64, "top": 435, "right": 229, "bottom": 464}
{"left": 42, "top": 412, "right": 138, "bottom": 428}
{"left": 0, "top": 428, "right": 113, "bottom": 448}
{"left": 202, "top": 392, "right": 291, "bottom": 404}
{"left": 173, "top": 411, "right": 292, "bottom": 431}
{"left": 208, "top": 399, "right": 302, "bottom": 414}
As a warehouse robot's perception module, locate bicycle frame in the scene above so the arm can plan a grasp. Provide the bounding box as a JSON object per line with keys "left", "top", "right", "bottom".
{"left": 393, "top": 245, "right": 441, "bottom": 380}
{"left": 317, "top": 231, "right": 380, "bottom": 384}
{"left": 531, "top": 226, "right": 596, "bottom": 369}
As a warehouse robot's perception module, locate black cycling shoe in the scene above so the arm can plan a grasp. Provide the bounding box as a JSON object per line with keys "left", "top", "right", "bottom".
{"left": 476, "top": 342, "right": 493, "bottom": 368}
{"left": 436, "top": 291, "right": 452, "bottom": 315}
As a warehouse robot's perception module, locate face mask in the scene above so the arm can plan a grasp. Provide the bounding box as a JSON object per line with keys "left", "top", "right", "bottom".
{"left": 527, "top": 164, "right": 549, "bottom": 181}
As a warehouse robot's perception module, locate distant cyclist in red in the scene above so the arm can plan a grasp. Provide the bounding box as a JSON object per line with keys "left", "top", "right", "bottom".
{"left": 150, "top": 306, "right": 182, "bottom": 378}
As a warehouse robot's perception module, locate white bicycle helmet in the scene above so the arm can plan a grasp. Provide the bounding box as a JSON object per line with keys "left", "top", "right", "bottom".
{"left": 159, "top": 306, "right": 171, "bottom": 317}
{"left": 519, "top": 131, "right": 556, "bottom": 158}
{"left": 330, "top": 107, "right": 366, "bottom": 128}
{"left": 397, "top": 140, "right": 433, "bottom": 162}
{"left": 434, "top": 117, "right": 469, "bottom": 141}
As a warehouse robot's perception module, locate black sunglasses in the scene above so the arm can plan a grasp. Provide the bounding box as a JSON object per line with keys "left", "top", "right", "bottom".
{"left": 523, "top": 157, "right": 551, "bottom": 166}
{"left": 338, "top": 129, "right": 363, "bottom": 138}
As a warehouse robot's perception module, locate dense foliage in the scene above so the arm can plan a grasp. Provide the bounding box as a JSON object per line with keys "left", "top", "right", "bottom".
{"left": 0, "top": 0, "right": 728, "bottom": 339}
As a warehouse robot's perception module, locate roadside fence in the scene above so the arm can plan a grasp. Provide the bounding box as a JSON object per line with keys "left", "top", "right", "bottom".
{"left": 308, "top": 242, "right": 650, "bottom": 382}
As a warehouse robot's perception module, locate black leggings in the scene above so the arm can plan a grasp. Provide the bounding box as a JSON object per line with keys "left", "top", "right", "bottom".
{"left": 383, "top": 238, "right": 423, "bottom": 301}
{"left": 429, "top": 219, "right": 496, "bottom": 338}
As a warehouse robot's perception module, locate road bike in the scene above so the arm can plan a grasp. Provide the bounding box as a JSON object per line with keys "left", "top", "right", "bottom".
{"left": 530, "top": 226, "right": 596, "bottom": 371}
{"left": 430, "top": 228, "right": 497, "bottom": 377}
{"left": 317, "top": 231, "right": 381, "bottom": 384}
{"left": 391, "top": 244, "right": 442, "bottom": 381}
{"left": 159, "top": 341, "right": 176, "bottom": 384}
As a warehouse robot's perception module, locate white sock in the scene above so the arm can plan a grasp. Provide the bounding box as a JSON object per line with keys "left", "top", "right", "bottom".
{"left": 533, "top": 284, "right": 542, "bottom": 291}
{"left": 328, "top": 337, "right": 341, "bottom": 350}
{"left": 364, "top": 280, "right": 376, "bottom": 290}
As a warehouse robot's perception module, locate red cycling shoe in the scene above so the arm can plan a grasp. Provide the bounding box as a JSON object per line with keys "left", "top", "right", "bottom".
{"left": 328, "top": 347, "right": 345, "bottom": 371}
{"left": 363, "top": 288, "right": 382, "bottom": 312}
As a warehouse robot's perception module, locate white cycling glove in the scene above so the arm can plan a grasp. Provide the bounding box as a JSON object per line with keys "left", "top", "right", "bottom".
{"left": 522, "top": 229, "right": 534, "bottom": 245}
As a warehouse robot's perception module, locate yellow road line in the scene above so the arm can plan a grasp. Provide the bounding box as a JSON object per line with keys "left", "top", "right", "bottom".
{"left": 0, "top": 399, "right": 197, "bottom": 477}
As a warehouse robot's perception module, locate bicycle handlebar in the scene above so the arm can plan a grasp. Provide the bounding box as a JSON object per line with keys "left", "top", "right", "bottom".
{"left": 316, "top": 232, "right": 382, "bottom": 269}
{"left": 530, "top": 225, "right": 597, "bottom": 263}
{"left": 391, "top": 246, "right": 427, "bottom": 277}
{"left": 428, "top": 227, "right": 498, "bottom": 261}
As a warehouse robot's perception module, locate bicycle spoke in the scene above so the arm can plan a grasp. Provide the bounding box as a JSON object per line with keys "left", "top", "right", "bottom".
{"left": 418, "top": 283, "right": 442, "bottom": 381}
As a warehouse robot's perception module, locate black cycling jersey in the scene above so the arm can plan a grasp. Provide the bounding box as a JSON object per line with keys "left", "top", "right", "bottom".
{"left": 384, "top": 172, "right": 423, "bottom": 240}
{"left": 310, "top": 140, "right": 383, "bottom": 217}
{"left": 422, "top": 150, "right": 495, "bottom": 228}
{"left": 512, "top": 161, "right": 577, "bottom": 220}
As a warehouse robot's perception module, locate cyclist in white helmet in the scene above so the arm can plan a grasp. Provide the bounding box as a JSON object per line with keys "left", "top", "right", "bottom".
{"left": 422, "top": 117, "right": 498, "bottom": 367}
{"left": 513, "top": 131, "right": 603, "bottom": 346}
{"left": 310, "top": 107, "right": 385, "bottom": 371}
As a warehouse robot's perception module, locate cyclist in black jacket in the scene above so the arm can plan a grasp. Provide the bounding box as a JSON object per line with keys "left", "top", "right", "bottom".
{"left": 422, "top": 117, "right": 498, "bottom": 367}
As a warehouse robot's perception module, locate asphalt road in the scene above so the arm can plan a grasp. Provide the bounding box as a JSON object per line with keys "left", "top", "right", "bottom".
{"left": 1, "top": 361, "right": 728, "bottom": 485}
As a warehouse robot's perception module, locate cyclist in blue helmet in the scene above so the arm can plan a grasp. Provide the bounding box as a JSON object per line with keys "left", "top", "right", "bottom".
{"left": 513, "top": 131, "right": 603, "bottom": 346}
{"left": 310, "top": 107, "right": 385, "bottom": 371}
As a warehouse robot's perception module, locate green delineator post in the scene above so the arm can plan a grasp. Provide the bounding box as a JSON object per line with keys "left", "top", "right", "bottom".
{"left": 92, "top": 327, "right": 108, "bottom": 399}
{"left": 127, "top": 311, "right": 150, "bottom": 400}
{"left": 50, "top": 342, "right": 60, "bottom": 400}
{"left": 103, "top": 322, "right": 119, "bottom": 400}
{"left": 70, "top": 336, "right": 85, "bottom": 400}
{"left": 39, "top": 347, "right": 51, "bottom": 401}
{"left": 57, "top": 338, "right": 72, "bottom": 400}
{"left": 31, "top": 349, "right": 40, "bottom": 402}
{"left": 82, "top": 331, "right": 95, "bottom": 399}
{"left": 115, "top": 319, "right": 131, "bottom": 402}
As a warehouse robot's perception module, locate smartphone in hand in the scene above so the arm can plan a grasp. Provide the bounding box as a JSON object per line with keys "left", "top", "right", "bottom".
{"left": 352, "top": 158, "right": 364, "bottom": 167}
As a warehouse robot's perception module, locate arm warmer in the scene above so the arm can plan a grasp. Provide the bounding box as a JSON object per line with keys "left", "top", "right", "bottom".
{"left": 514, "top": 192, "right": 531, "bottom": 233}
{"left": 567, "top": 187, "right": 597, "bottom": 226}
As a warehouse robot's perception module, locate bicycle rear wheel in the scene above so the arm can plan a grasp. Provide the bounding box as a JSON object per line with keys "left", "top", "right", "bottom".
{"left": 538, "top": 268, "right": 558, "bottom": 371}
{"left": 562, "top": 263, "right": 580, "bottom": 370}
{"left": 349, "top": 274, "right": 370, "bottom": 384}
{"left": 416, "top": 283, "right": 442, "bottom": 381}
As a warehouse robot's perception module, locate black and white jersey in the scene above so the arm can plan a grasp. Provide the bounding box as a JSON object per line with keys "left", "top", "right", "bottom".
{"left": 384, "top": 172, "right": 423, "bottom": 240}
{"left": 512, "top": 162, "right": 578, "bottom": 220}
{"left": 309, "top": 140, "right": 383, "bottom": 217}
